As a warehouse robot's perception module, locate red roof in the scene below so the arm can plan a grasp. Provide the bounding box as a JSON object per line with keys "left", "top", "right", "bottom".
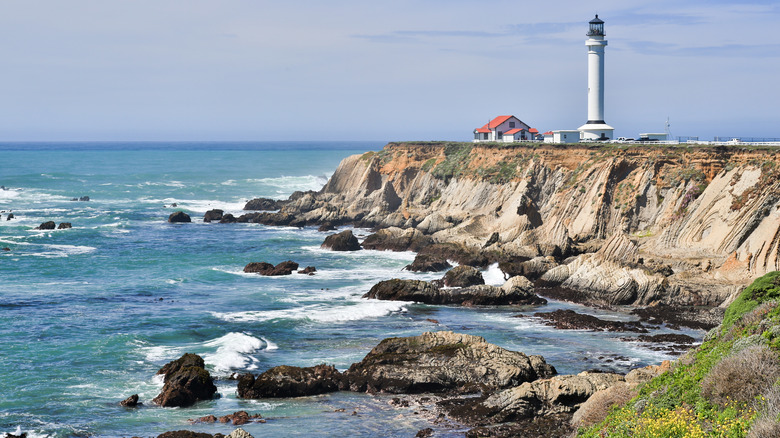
{"left": 529, "top": 128, "right": 539, "bottom": 134}
{"left": 478, "top": 115, "right": 514, "bottom": 130}
{"left": 543, "top": 131, "right": 554, "bottom": 135}
{"left": 505, "top": 128, "right": 523, "bottom": 135}
{"left": 475, "top": 127, "right": 491, "bottom": 133}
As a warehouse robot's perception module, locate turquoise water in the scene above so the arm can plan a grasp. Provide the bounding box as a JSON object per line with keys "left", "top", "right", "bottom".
{"left": 0, "top": 142, "right": 700, "bottom": 437}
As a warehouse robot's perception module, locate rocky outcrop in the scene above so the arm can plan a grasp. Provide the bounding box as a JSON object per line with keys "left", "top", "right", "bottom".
{"left": 531, "top": 309, "right": 647, "bottom": 332}
{"left": 405, "top": 253, "right": 452, "bottom": 272}
{"left": 363, "top": 278, "right": 546, "bottom": 306}
{"left": 361, "top": 227, "right": 433, "bottom": 252}
{"left": 35, "top": 221, "right": 56, "bottom": 230}
{"left": 119, "top": 394, "right": 139, "bottom": 407}
{"left": 343, "top": 331, "right": 555, "bottom": 394}
{"left": 243, "top": 261, "right": 299, "bottom": 276}
{"left": 57, "top": 222, "right": 72, "bottom": 229}
{"left": 168, "top": 211, "right": 192, "bottom": 223}
{"left": 237, "top": 364, "right": 342, "bottom": 398}
{"left": 443, "top": 266, "right": 484, "bottom": 287}
{"left": 321, "top": 230, "right": 360, "bottom": 251}
{"left": 203, "top": 209, "right": 223, "bottom": 222}
{"left": 153, "top": 353, "right": 217, "bottom": 407}
{"left": 445, "top": 371, "right": 624, "bottom": 425}
{"left": 244, "top": 197, "right": 285, "bottom": 211}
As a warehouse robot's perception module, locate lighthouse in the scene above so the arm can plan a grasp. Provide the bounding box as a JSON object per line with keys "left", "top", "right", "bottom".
{"left": 578, "top": 15, "right": 614, "bottom": 141}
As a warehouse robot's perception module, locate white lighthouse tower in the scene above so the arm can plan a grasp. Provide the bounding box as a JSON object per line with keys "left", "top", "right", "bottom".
{"left": 578, "top": 15, "right": 614, "bottom": 141}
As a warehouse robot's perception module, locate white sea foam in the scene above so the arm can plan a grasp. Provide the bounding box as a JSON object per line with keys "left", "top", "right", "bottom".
{"left": 202, "top": 332, "right": 268, "bottom": 373}
{"left": 211, "top": 300, "right": 408, "bottom": 324}
{"left": 482, "top": 263, "right": 506, "bottom": 286}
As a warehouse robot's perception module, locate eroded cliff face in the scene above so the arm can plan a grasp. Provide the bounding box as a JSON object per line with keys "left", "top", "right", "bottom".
{"left": 280, "top": 142, "right": 780, "bottom": 305}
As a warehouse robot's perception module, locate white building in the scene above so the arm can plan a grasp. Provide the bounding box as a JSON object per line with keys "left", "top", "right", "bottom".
{"left": 553, "top": 130, "right": 581, "bottom": 144}
{"left": 473, "top": 115, "right": 533, "bottom": 142}
{"left": 578, "top": 15, "right": 614, "bottom": 141}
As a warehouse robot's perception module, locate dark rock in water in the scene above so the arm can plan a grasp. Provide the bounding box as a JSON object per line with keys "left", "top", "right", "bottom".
{"left": 298, "top": 266, "right": 317, "bottom": 275}
{"left": 444, "top": 266, "right": 484, "bottom": 287}
{"left": 2, "top": 247, "right": 10, "bottom": 251}
{"left": 317, "top": 222, "right": 337, "bottom": 232}
{"left": 170, "top": 203, "right": 178, "bottom": 207}
{"left": 235, "top": 211, "right": 296, "bottom": 226}
{"left": 219, "top": 214, "right": 236, "bottom": 223}
{"left": 321, "top": 230, "right": 360, "bottom": 251}
{"left": 631, "top": 304, "right": 721, "bottom": 330}
{"left": 153, "top": 353, "right": 217, "bottom": 407}
{"left": 70, "top": 198, "right": 78, "bottom": 201}
{"left": 193, "top": 414, "right": 218, "bottom": 423}
{"left": 499, "top": 257, "right": 553, "bottom": 280}
{"left": 6, "top": 213, "right": 13, "bottom": 220}
{"left": 4, "top": 433, "right": 27, "bottom": 438}
{"left": 343, "top": 331, "right": 555, "bottom": 394}
{"left": 238, "top": 364, "right": 342, "bottom": 398}
{"left": 635, "top": 333, "right": 696, "bottom": 344}
{"left": 533, "top": 309, "right": 647, "bottom": 333}
{"left": 361, "top": 227, "right": 433, "bottom": 252}
{"left": 289, "top": 190, "right": 315, "bottom": 201}
{"left": 465, "top": 413, "right": 574, "bottom": 437}
{"left": 405, "top": 253, "right": 452, "bottom": 272}
{"left": 243, "top": 197, "right": 285, "bottom": 211}
{"left": 168, "top": 211, "right": 192, "bottom": 223}
{"left": 203, "top": 209, "right": 224, "bottom": 223}
{"left": 57, "top": 222, "right": 72, "bottom": 229}
{"left": 419, "top": 243, "right": 493, "bottom": 268}
{"left": 483, "top": 232, "right": 500, "bottom": 248}
{"left": 120, "top": 394, "right": 139, "bottom": 407}
{"left": 79, "top": 196, "right": 90, "bottom": 201}
{"left": 415, "top": 428, "right": 434, "bottom": 438}
{"left": 243, "top": 261, "right": 299, "bottom": 276}
{"left": 157, "top": 431, "right": 216, "bottom": 438}
{"left": 216, "top": 411, "right": 262, "bottom": 425}
{"left": 364, "top": 278, "right": 546, "bottom": 307}
{"left": 35, "top": 221, "right": 56, "bottom": 230}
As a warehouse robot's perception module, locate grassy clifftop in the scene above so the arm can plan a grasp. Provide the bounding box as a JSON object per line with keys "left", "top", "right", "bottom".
{"left": 578, "top": 271, "right": 780, "bottom": 437}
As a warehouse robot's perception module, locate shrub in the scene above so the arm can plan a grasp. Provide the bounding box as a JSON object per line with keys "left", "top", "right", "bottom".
{"left": 701, "top": 344, "right": 780, "bottom": 407}
{"left": 571, "top": 382, "right": 634, "bottom": 430}
{"left": 749, "top": 386, "right": 780, "bottom": 438}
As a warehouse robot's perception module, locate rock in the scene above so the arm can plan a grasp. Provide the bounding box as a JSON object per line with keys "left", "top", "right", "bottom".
{"left": 321, "top": 230, "right": 361, "bottom": 251}
{"left": 418, "top": 243, "right": 493, "bottom": 268}
{"left": 361, "top": 227, "right": 433, "bottom": 252}
{"left": 57, "top": 222, "right": 72, "bottom": 229}
{"left": 119, "top": 394, "right": 139, "bottom": 407}
{"left": 238, "top": 364, "right": 342, "bottom": 398}
{"left": 483, "top": 232, "right": 500, "bottom": 248}
{"left": 203, "top": 209, "right": 224, "bottom": 222}
{"left": 499, "top": 256, "right": 556, "bottom": 280}
{"left": 168, "top": 211, "right": 192, "bottom": 223}
{"left": 343, "top": 331, "right": 556, "bottom": 394}
{"left": 363, "top": 279, "right": 446, "bottom": 303}
{"left": 153, "top": 353, "right": 217, "bottom": 407}
{"left": 227, "top": 429, "right": 254, "bottom": 438}
{"left": 298, "top": 266, "right": 317, "bottom": 275}
{"left": 79, "top": 196, "right": 90, "bottom": 201}
{"left": 532, "top": 309, "right": 647, "bottom": 333}
{"left": 417, "top": 213, "right": 453, "bottom": 234}
{"left": 444, "top": 371, "right": 624, "bottom": 425}
{"left": 415, "top": 428, "right": 434, "bottom": 438}
{"left": 364, "top": 279, "right": 545, "bottom": 306}
{"left": 2, "top": 247, "right": 10, "bottom": 251}
{"left": 157, "top": 431, "right": 216, "bottom": 438}
{"left": 244, "top": 197, "right": 285, "bottom": 211}
{"left": 443, "top": 266, "right": 484, "bottom": 287}
{"left": 4, "top": 433, "right": 28, "bottom": 438}
{"left": 404, "top": 253, "right": 452, "bottom": 272}
{"left": 193, "top": 414, "right": 217, "bottom": 423}
{"left": 219, "top": 214, "right": 237, "bottom": 223}
{"left": 317, "top": 222, "right": 337, "bottom": 232}
{"left": 243, "top": 261, "right": 299, "bottom": 276}
{"left": 634, "top": 333, "right": 696, "bottom": 344}
{"left": 6, "top": 213, "right": 13, "bottom": 220}
{"left": 217, "top": 411, "right": 262, "bottom": 426}
{"left": 35, "top": 221, "right": 56, "bottom": 230}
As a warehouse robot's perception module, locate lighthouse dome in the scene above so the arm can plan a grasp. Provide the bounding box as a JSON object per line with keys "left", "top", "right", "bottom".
{"left": 588, "top": 15, "right": 604, "bottom": 36}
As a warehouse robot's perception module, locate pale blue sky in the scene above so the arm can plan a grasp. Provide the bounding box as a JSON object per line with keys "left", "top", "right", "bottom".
{"left": 0, "top": 0, "right": 777, "bottom": 141}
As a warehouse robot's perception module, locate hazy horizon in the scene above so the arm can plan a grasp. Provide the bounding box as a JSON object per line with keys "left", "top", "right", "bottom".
{"left": 1, "top": 0, "right": 777, "bottom": 142}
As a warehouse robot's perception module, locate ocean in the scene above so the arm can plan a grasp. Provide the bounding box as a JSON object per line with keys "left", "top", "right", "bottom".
{"left": 0, "top": 142, "right": 700, "bottom": 437}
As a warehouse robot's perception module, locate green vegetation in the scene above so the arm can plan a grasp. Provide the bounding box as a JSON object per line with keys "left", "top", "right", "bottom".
{"left": 578, "top": 271, "right": 780, "bottom": 438}
{"left": 421, "top": 158, "right": 437, "bottom": 173}
{"left": 430, "top": 143, "right": 473, "bottom": 181}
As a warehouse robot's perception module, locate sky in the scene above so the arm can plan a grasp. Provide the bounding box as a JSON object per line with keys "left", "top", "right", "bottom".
{"left": 0, "top": 0, "right": 778, "bottom": 142}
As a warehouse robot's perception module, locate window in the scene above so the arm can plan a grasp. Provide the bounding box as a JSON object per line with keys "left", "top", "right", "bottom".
{"left": 509, "top": 122, "right": 515, "bottom": 128}
{"left": 497, "top": 131, "right": 503, "bottom": 139}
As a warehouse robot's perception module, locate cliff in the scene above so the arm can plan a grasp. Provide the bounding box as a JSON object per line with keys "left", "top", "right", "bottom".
{"left": 274, "top": 142, "right": 780, "bottom": 306}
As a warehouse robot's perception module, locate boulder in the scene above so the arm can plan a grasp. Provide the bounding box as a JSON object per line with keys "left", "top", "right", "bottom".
{"left": 238, "top": 364, "right": 342, "bottom": 398}
{"left": 219, "top": 214, "right": 237, "bottom": 223}
{"left": 35, "top": 221, "right": 56, "bottom": 230}
{"left": 363, "top": 279, "right": 446, "bottom": 303}
{"left": 444, "top": 371, "right": 624, "bottom": 425}
{"left": 243, "top": 261, "right": 299, "bottom": 276}
{"left": 318, "top": 222, "right": 337, "bottom": 232}
{"left": 343, "top": 331, "right": 556, "bottom": 394}
{"left": 364, "top": 279, "right": 545, "bottom": 306}
{"left": 153, "top": 353, "right": 217, "bottom": 407}
{"left": 321, "top": 230, "right": 361, "bottom": 251}
{"left": 119, "top": 394, "right": 139, "bottom": 407}
{"left": 2, "top": 247, "right": 10, "bottom": 251}
{"left": 532, "top": 309, "right": 647, "bottom": 333}
{"left": 243, "top": 197, "right": 285, "bottom": 211}
{"left": 6, "top": 213, "right": 14, "bottom": 220}
{"left": 79, "top": 196, "right": 90, "bottom": 202}
{"left": 404, "top": 253, "right": 452, "bottom": 272}
{"left": 298, "top": 266, "right": 317, "bottom": 275}
{"left": 203, "top": 209, "right": 224, "bottom": 222}
{"left": 217, "top": 411, "right": 263, "bottom": 425}
{"left": 361, "top": 227, "right": 433, "bottom": 252}
{"left": 168, "top": 211, "right": 192, "bottom": 223}
{"left": 57, "top": 222, "right": 72, "bottom": 229}
{"left": 443, "top": 266, "right": 484, "bottom": 287}
{"left": 157, "top": 432, "right": 217, "bottom": 438}
{"left": 498, "top": 256, "right": 556, "bottom": 280}
{"left": 227, "top": 429, "right": 254, "bottom": 438}
{"left": 416, "top": 213, "right": 453, "bottom": 234}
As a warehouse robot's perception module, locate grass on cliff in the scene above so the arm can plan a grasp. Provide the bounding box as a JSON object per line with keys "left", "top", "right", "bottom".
{"left": 578, "top": 271, "right": 780, "bottom": 438}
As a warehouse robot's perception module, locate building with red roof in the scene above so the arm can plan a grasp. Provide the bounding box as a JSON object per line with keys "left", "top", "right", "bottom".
{"left": 473, "top": 115, "right": 538, "bottom": 142}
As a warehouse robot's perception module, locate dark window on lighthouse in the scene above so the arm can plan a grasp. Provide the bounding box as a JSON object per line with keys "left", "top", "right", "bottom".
{"left": 588, "top": 15, "right": 604, "bottom": 36}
